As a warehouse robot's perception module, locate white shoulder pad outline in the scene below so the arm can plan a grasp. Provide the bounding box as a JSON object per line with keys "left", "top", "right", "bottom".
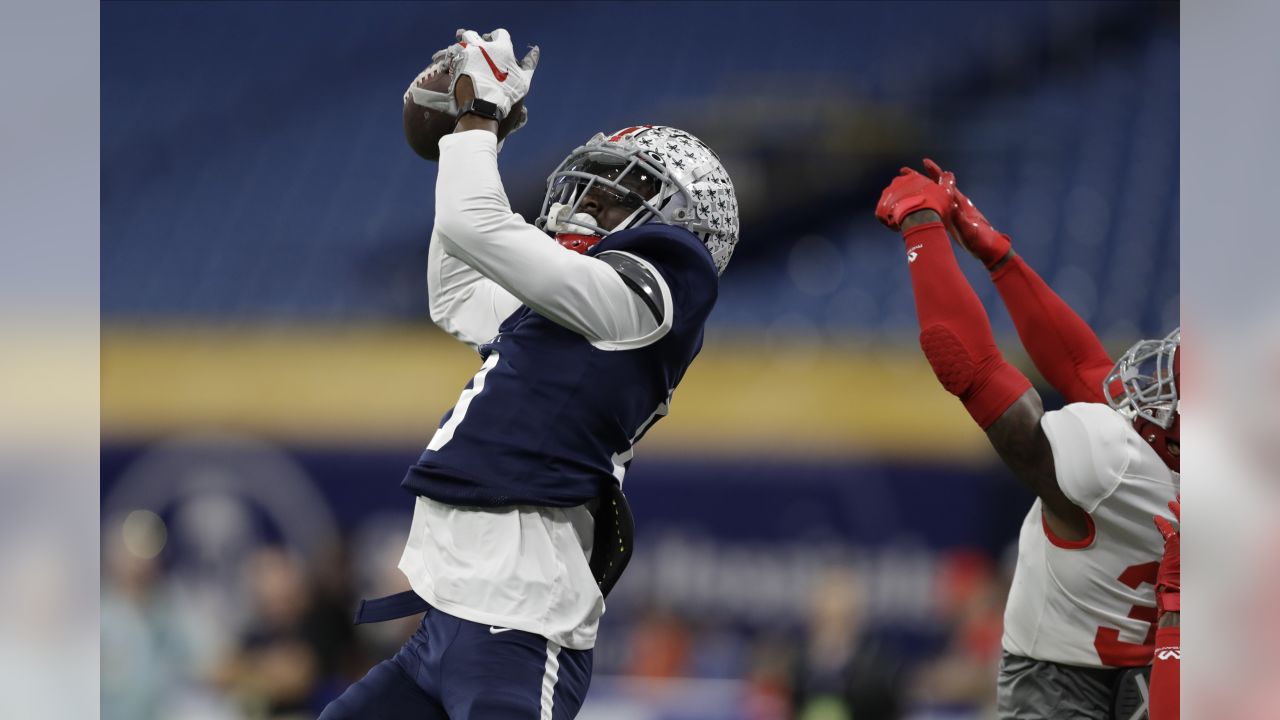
{"left": 590, "top": 250, "right": 673, "bottom": 351}
{"left": 1042, "top": 402, "right": 1140, "bottom": 513}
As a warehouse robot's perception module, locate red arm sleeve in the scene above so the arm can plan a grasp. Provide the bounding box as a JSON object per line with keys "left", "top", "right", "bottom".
{"left": 903, "top": 221, "right": 1031, "bottom": 428}
{"left": 1149, "top": 625, "right": 1180, "bottom": 719}
{"left": 990, "top": 254, "right": 1114, "bottom": 404}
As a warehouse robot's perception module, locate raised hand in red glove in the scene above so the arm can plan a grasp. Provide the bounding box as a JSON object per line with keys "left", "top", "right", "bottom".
{"left": 1153, "top": 499, "right": 1181, "bottom": 616}
{"left": 875, "top": 167, "right": 952, "bottom": 231}
{"left": 922, "top": 159, "right": 1012, "bottom": 269}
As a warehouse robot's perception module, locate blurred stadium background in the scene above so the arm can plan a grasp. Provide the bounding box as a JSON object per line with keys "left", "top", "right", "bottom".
{"left": 100, "top": 2, "right": 1178, "bottom": 718}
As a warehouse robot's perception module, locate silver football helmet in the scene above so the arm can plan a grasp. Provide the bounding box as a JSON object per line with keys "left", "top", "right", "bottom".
{"left": 1104, "top": 327, "right": 1180, "bottom": 430}
{"left": 537, "top": 125, "right": 739, "bottom": 275}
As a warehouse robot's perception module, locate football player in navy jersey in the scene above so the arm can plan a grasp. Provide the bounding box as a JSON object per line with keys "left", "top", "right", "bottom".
{"left": 319, "top": 29, "right": 739, "bottom": 720}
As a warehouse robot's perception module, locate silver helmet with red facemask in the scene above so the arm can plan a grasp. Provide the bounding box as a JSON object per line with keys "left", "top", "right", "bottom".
{"left": 1104, "top": 327, "right": 1180, "bottom": 471}
{"left": 537, "top": 125, "right": 739, "bottom": 275}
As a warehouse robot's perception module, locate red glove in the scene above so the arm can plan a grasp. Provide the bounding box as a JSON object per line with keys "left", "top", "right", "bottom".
{"left": 876, "top": 167, "right": 952, "bottom": 230}
{"left": 1153, "top": 499, "right": 1180, "bottom": 615}
{"left": 923, "top": 159, "right": 1012, "bottom": 269}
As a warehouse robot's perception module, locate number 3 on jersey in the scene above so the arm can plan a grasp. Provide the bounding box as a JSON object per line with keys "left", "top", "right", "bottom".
{"left": 1094, "top": 561, "right": 1160, "bottom": 667}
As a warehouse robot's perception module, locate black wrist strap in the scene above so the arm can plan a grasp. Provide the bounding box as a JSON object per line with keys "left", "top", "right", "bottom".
{"left": 456, "top": 98, "right": 504, "bottom": 126}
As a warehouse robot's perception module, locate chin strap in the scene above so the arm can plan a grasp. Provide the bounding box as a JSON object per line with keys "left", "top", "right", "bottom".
{"left": 556, "top": 233, "right": 602, "bottom": 254}
{"left": 1136, "top": 415, "right": 1180, "bottom": 472}
{"left": 547, "top": 201, "right": 605, "bottom": 254}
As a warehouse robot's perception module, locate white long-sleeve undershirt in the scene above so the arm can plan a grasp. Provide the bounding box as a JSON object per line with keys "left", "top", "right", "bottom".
{"left": 426, "top": 228, "right": 523, "bottom": 348}
{"left": 428, "top": 130, "right": 665, "bottom": 349}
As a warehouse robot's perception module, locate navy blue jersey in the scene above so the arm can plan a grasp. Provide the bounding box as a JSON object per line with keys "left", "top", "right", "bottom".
{"left": 402, "top": 224, "right": 718, "bottom": 507}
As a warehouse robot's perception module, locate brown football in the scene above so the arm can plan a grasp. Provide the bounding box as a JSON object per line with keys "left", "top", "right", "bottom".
{"left": 403, "top": 62, "right": 525, "bottom": 161}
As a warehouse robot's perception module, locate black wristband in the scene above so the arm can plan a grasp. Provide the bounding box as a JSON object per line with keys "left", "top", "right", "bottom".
{"left": 456, "top": 98, "right": 504, "bottom": 125}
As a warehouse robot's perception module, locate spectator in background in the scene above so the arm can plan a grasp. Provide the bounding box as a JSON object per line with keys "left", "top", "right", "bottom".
{"left": 907, "top": 550, "right": 1007, "bottom": 718}
{"left": 305, "top": 541, "right": 366, "bottom": 710}
{"left": 212, "top": 545, "right": 354, "bottom": 720}
{"left": 792, "top": 565, "right": 904, "bottom": 720}
{"left": 744, "top": 631, "right": 795, "bottom": 720}
{"left": 102, "top": 520, "right": 190, "bottom": 720}
{"left": 624, "top": 605, "right": 693, "bottom": 678}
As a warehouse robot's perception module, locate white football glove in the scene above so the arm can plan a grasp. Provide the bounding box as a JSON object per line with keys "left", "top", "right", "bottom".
{"left": 403, "top": 39, "right": 534, "bottom": 153}
{"left": 437, "top": 28, "right": 539, "bottom": 117}
{"left": 403, "top": 60, "right": 457, "bottom": 115}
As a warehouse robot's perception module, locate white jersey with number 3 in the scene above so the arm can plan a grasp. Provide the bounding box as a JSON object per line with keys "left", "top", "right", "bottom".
{"left": 1002, "top": 402, "right": 1180, "bottom": 668}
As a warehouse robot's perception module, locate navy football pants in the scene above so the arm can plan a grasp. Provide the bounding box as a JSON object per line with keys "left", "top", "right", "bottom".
{"left": 319, "top": 606, "right": 592, "bottom": 720}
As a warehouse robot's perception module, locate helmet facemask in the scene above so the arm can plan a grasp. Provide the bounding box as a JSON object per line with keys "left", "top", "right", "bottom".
{"left": 541, "top": 147, "right": 669, "bottom": 239}
{"left": 1104, "top": 327, "right": 1181, "bottom": 470}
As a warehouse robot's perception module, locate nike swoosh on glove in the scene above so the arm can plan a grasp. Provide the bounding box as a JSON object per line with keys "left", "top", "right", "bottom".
{"left": 438, "top": 28, "right": 539, "bottom": 117}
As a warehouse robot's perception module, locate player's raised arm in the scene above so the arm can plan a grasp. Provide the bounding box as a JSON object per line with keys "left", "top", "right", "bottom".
{"left": 876, "top": 168, "right": 1091, "bottom": 539}
{"left": 428, "top": 31, "right": 662, "bottom": 346}
{"left": 922, "top": 159, "right": 1114, "bottom": 404}
{"left": 426, "top": 227, "right": 521, "bottom": 348}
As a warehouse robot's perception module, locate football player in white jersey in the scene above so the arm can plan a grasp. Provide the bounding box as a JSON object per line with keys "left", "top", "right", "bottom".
{"left": 320, "top": 29, "right": 739, "bottom": 720}
{"left": 876, "top": 162, "right": 1179, "bottom": 719}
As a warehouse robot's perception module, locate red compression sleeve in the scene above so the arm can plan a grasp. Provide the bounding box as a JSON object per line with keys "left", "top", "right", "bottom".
{"left": 990, "top": 254, "right": 1114, "bottom": 404}
{"left": 903, "top": 222, "right": 1032, "bottom": 428}
{"left": 1149, "top": 625, "right": 1180, "bottom": 720}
